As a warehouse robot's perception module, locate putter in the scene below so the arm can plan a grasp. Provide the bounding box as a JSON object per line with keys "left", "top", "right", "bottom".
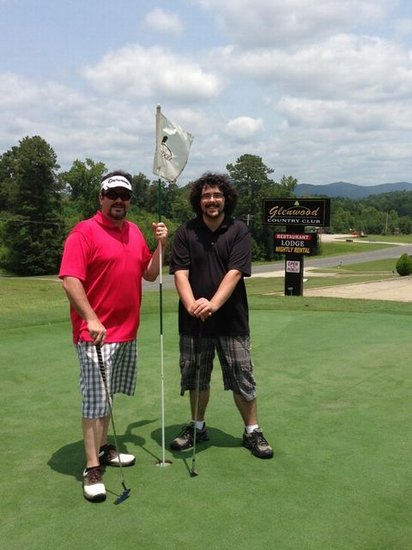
{"left": 95, "top": 344, "right": 131, "bottom": 505}
{"left": 190, "top": 321, "right": 204, "bottom": 477}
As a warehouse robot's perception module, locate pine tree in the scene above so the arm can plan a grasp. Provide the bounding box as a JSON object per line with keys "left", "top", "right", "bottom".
{"left": 0, "top": 136, "right": 64, "bottom": 275}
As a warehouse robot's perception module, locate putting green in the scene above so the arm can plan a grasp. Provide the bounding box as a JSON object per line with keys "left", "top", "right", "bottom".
{"left": 1, "top": 291, "right": 411, "bottom": 549}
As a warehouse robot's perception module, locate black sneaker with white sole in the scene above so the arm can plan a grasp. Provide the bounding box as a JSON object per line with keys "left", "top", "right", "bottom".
{"left": 170, "top": 423, "right": 209, "bottom": 451}
{"left": 99, "top": 444, "right": 135, "bottom": 467}
{"left": 83, "top": 466, "right": 106, "bottom": 502}
{"left": 242, "top": 428, "right": 274, "bottom": 459}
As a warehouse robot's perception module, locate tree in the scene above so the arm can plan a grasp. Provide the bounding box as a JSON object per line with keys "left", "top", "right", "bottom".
{"left": 227, "top": 154, "right": 273, "bottom": 215}
{"left": 60, "top": 158, "right": 106, "bottom": 219}
{"left": 275, "top": 175, "right": 298, "bottom": 198}
{"left": 170, "top": 183, "right": 193, "bottom": 224}
{"left": 160, "top": 181, "right": 180, "bottom": 219}
{"left": 396, "top": 253, "right": 412, "bottom": 276}
{"left": 146, "top": 179, "right": 166, "bottom": 215}
{"left": 360, "top": 206, "right": 385, "bottom": 234}
{"left": 227, "top": 154, "right": 296, "bottom": 260}
{"left": 132, "top": 172, "right": 150, "bottom": 209}
{"left": 313, "top": 193, "right": 412, "bottom": 235}
{"left": 331, "top": 205, "right": 355, "bottom": 233}
{"left": 398, "top": 215, "right": 412, "bottom": 234}
{"left": 0, "top": 136, "right": 64, "bottom": 275}
{"left": 145, "top": 179, "right": 184, "bottom": 219}
{"left": 0, "top": 149, "right": 19, "bottom": 214}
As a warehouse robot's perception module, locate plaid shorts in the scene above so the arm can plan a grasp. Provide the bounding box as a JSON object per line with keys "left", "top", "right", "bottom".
{"left": 179, "top": 334, "right": 256, "bottom": 401}
{"left": 76, "top": 341, "right": 137, "bottom": 419}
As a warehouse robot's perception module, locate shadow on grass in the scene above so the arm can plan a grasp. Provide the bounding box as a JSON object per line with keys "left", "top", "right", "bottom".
{"left": 151, "top": 424, "right": 241, "bottom": 473}
{"left": 48, "top": 419, "right": 156, "bottom": 480}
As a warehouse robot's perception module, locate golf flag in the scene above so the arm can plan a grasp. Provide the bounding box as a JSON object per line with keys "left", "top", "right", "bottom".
{"left": 153, "top": 105, "right": 194, "bottom": 183}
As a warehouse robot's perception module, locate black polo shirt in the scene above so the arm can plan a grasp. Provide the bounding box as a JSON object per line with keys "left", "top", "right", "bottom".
{"left": 170, "top": 216, "right": 251, "bottom": 336}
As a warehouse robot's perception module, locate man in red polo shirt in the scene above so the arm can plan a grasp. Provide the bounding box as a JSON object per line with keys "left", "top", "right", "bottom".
{"left": 59, "top": 169, "right": 168, "bottom": 502}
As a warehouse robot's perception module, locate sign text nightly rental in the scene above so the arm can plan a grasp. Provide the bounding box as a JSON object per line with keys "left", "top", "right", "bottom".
{"left": 274, "top": 233, "right": 317, "bottom": 255}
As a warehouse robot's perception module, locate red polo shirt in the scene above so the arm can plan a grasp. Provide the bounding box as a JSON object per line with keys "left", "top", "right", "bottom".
{"left": 59, "top": 211, "right": 151, "bottom": 343}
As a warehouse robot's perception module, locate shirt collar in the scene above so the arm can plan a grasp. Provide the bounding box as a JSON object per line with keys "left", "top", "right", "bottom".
{"left": 94, "top": 210, "right": 127, "bottom": 231}
{"left": 195, "top": 215, "right": 232, "bottom": 232}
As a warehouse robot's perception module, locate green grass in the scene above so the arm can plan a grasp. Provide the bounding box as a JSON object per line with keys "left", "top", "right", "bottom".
{"left": 247, "top": 271, "right": 403, "bottom": 296}
{"left": 249, "top": 252, "right": 404, "bottom": 296}
{"left": 319, "top": 240, "right": 391, "bottom": 257}
{"left": 365, "top": 234, "right": 412, "bottom": 243}
{"left": 1, "top": 275, "right": 411, "bottom": 549}
{"left": 338, "top": 258, "right": 397, "bottom": 272}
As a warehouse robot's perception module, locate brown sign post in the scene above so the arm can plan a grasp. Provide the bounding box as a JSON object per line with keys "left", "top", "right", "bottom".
{"left": 263, "top": 198, "right": 331, "bottom": 296}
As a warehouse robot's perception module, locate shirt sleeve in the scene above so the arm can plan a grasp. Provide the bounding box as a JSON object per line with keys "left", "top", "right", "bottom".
{"left": 227, "top": 222, "right": 252, "bottom": 277}
{"left": 58, "top": 230, "right": 90, "bottom": 282}
{"left": 169, "top": 225, "right": 190, "bottom": 274}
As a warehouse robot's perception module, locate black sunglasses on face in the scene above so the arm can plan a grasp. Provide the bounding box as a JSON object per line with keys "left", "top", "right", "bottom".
{"left": 104, "top": 190, "right": 132, "bottom": 201}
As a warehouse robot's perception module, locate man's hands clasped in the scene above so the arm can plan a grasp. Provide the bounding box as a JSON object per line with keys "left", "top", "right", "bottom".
{"left": 189, "top": 297, "right": 216, "bottom": 322}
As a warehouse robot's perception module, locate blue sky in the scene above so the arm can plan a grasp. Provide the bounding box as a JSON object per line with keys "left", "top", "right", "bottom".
{"left": 1, "top": 0, "right": 412, "bottom": 186}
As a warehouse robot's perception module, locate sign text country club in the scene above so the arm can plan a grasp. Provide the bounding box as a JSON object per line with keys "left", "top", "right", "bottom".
{"left": 274, "top": 233, "right": 317, "bottom": 255}
{"left": 263, "top": 198, "right": 331, "bottom": 227}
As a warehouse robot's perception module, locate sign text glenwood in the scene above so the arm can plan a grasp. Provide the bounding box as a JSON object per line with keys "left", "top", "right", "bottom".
{"left": 263, "top": 198, "right": 331, "bottom": 227}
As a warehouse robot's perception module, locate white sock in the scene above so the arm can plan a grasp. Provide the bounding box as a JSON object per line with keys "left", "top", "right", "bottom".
{"left": 245, "top": 424, "right": 259, "bottom": 434}
{"left": 192, "top": 420, "right": 205, "bottom": 430}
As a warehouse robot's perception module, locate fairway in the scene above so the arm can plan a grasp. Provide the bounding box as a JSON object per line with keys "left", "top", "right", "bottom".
{"left": 0, "top": 280, "right": 411, "bottom": 549}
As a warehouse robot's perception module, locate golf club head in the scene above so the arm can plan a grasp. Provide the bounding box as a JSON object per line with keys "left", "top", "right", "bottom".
{"left": 190, "top": 466, "right": 198, "bottom": 477}
{"left": 114, "top": 488, "right": 131, "bottom": 505}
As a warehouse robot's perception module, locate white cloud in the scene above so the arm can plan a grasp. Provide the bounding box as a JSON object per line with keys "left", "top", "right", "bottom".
{"left": 0, "top": 72, "right": 154, "bottom": 170}
{"left": 1, "top": 1, "right": 412, "bottom": 186}
{"left": 212, "top": 34, "right": 412, "bottom": 104}
{"left": 197, "top": 0, "right": 388, "bottom": 47}
{"left": 277, "top": 97, "right": 412, "bottom": 132}
{"left": 82, "top": 45, "right": 221, "bottom": 102}
{"left": 226, "top": 116, "right": 264, "bottom": 141}
{"left": 143, "top": 8, "right": 184, "bottom": 35}
{"left": 392, "top": 17, "right": 412, "bottom": 38}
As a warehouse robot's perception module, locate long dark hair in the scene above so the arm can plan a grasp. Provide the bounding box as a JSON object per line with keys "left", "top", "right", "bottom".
{"left": 189, "top": 172, "right": 238, "bottom": 217}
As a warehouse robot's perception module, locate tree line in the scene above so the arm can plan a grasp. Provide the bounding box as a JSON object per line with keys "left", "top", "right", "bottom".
{"left": 330, "top": 194, "right": 412, "bottom": 235}
{"left": 1, "top": 135, "right": 411, "bottom": 276}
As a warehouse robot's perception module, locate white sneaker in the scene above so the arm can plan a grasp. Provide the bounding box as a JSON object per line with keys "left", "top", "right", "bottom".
{"left": 82, "top": 467, "right": 106, "bottom": 502}
{"left": 99, "top": 444, "right": 136, "bottom": 467}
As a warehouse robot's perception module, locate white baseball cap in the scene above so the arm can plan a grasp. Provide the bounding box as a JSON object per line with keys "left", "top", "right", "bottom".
{"left": 100, "top": 175, "right": 132, "bottom": 192}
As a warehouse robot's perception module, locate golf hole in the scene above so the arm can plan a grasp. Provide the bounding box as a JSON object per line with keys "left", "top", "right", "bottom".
{"left": 155, "top": 460, "right": 172, "bottom": 467}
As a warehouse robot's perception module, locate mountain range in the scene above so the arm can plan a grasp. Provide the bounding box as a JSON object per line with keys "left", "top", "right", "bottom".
{"left": 295, "top": 181, "right": 412, "bottom": 199}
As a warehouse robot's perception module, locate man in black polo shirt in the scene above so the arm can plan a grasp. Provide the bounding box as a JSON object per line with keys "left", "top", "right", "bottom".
{"left": 169, "top": 172, "right": 273, "bottom": 459}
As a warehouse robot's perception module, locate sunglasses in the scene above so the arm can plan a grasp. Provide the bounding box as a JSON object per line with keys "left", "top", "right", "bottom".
{"left": 104, "top": 190, "right": 132, "bottom": 201}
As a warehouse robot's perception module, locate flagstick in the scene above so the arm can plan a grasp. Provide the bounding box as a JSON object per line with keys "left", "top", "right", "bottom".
{"left": 156, "top": 175, "right": 171, "bottom": 467}
{"left": 154, "top": 106, "right": 170, "bottom": 467}
{"left": 153, "top": 105, "right": 193, "bottom": 467}
{"left": 155, "top": 105, "right": 162, "bottom": 174}
{"left": 158, "top": 237, "right": 167, "bottom": 466}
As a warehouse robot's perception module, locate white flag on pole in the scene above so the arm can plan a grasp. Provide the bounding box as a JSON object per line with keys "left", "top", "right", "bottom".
{"left": 153, "top": 106, "right": 194, "bottom": 182}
